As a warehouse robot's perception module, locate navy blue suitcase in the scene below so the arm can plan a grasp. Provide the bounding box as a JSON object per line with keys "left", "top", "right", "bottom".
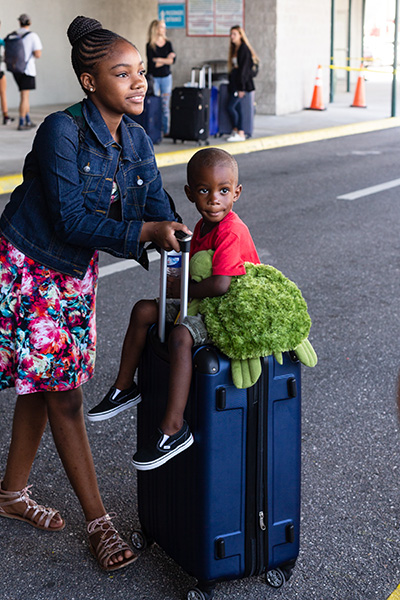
{"left": 134, "top": 243, "right": 301, "bottom": 599}
{"left": 217, "top": 83, "right": 255, "bottom": 138}
{"left": 130, "top": 94, "right": 162, "bottom": 145}
{"left": 209, "top": 86, "right": 219, "bottom": 136}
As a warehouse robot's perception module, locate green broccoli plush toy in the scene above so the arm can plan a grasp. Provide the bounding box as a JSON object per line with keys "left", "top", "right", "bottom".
{"left": 188, "top": 250, "right": 317, "bottom": 389}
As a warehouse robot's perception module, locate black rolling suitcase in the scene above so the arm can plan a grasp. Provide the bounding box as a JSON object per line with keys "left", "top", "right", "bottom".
{"left": 134, "top": 235, "right": 301, "bottom": 600}
{"left": 130, "top": 94, "right": 162, "bottom": 145}
{"left": 169, "top": 66, "right": 211, "bottom": 144}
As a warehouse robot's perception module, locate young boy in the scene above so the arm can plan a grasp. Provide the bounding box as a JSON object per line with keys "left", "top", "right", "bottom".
{"left": 88, "top": 147, "right": 260, "bottom": 470}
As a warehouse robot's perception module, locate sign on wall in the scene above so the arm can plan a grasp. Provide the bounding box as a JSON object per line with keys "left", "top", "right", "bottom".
{"left": 158, "top": 2, "right": 186, "bottom": 29}
{"left": 187, "top": 0, "right": 244, "bottom": 36}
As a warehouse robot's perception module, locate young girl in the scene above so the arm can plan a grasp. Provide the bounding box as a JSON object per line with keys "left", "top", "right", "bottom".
{"left": 226, "top": 25, "right": 258, "bottom": 142}
{"left": 146, "top": 19, "right": 176, "bottom": 135}
{"left": 0, "top": 15, "right": 190, "bottom": 572}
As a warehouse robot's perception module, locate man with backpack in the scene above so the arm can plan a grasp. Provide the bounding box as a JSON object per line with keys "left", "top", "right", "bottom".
{"left": 5, "top": 14, "right": 42, "bottom": 130}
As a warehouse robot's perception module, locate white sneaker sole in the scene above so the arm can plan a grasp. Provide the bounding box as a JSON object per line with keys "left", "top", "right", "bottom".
{"left": 87, "top": 394, "right": 141, "bottom": 422}
{"left": 131, "top": 434, "right": 194, "bottom": 471}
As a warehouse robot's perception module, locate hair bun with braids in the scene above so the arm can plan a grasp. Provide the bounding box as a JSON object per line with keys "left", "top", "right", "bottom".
{"left": 67, "top": 16, "right": 103, "bottom": 46}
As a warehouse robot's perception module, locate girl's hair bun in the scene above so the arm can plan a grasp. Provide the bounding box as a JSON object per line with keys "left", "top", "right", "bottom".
{"left": 67, "top": 16, "right": 103, "bottom": 46}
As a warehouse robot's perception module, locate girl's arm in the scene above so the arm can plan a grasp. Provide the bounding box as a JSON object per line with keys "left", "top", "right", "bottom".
{"left": 34, "top": 113, "right": 187, "bottom": 258}
{"left": 237, "top": 44, "right": 252, "bottom": 91}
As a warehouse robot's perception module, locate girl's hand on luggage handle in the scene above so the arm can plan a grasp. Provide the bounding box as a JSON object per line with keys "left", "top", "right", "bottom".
{"left": 141, "top": 222, "right": 192, "bottom": 252}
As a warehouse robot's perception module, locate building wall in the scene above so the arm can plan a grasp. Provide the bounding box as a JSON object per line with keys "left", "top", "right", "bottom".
{"left": 167, "top": 0, "right": 333, "bottom": 115}
{"left": 275, "top": 0, "right": 331, "bottom": 114}
{"left": 166, "top": 0, "right": 278, "bottom": 114}
{"left": 1, "top": 0, "right": 364, "bottom": 116}
{"left": 2, "top": 0, "right": 158, "bottom": 109}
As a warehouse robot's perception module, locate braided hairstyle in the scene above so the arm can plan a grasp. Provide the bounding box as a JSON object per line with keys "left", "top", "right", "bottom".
{"left": 67, "top": 16, "right": 131, "bottom": 90}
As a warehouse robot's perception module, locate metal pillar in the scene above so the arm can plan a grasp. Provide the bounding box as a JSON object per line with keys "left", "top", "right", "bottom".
{"left": 392, "top": 0, "right": 400, "bottom": 117}
{"left": 346, "top": 0, "right": 352, "bottom": 92}
{"left": 361, "top": 0, "right": 366, "bottom": 60}
{"left": 330, "top": 0, "right": 335, "bottom": 103}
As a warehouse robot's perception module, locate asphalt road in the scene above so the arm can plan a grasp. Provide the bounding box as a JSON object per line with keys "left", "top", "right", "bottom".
{"left": 1, "top": 128, "right": 400, "bottom": 600}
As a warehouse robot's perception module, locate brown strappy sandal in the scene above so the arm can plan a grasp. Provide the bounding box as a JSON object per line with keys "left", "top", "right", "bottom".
{"left": 87, "top": 513, "right": 138, "bottom": 572}
{"left": 0, "top": 481, "right": 65, "bottom": 531}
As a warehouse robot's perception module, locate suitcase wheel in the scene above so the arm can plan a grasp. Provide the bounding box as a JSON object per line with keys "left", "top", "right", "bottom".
{"left": 187, "top": 588, "right": 213, "bottom": 600}
{"left": 265, "top": 567, "right": 287, "bottom": 589}
{"left": 130, "top": 529, "right": 152, "bottom": 551}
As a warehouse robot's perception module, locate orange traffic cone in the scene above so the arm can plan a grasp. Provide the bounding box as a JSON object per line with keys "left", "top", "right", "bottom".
{"left": 351, "top": 64, "right": 367, "bottom": 108}
{"left": 308, "top": 65, "right": 326, "bottom": 111}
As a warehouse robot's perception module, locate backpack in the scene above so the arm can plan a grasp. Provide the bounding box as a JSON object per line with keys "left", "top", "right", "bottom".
{"left": 251, "top": 58, "right": 259, "bottom": 78}
{"left": 4, "top": 31, "right": 31, "bottom": 74}
{"left": 64, "top": 102, "right": 87, "bottom": 144}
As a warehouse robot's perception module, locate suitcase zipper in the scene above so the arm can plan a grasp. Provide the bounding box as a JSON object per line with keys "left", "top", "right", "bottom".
{"left": 244, "top": 358, "right": 267, "bottom": 577}
{"left": 258, "top": 510, "right": 266, "bottom": 531}
{"left": 256, "top": 359, "right": 267, "bottom": 573}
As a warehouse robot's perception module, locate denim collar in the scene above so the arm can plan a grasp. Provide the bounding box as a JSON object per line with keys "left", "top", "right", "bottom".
{"left": 81, "top": 98, "right": 138, "bottom": 163}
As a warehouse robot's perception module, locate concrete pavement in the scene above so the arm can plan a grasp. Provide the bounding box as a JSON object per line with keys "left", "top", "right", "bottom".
{"left": 1, "top": 77, "right": 400, "bottom": 600}
{"left": 0, "top": 78, "right": 399, "bottom": 192}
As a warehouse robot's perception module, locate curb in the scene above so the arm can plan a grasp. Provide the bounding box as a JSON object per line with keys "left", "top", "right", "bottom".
{"left": 155, "top": 117, "right": 400, "bottom": 168}
{"left": 1, "top": 117, "right": 400, "bottom": 195}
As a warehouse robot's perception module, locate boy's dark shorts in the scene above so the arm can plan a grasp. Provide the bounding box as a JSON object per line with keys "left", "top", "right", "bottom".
{"left": 13, "top": 73, "right": 36, "bottom": 91}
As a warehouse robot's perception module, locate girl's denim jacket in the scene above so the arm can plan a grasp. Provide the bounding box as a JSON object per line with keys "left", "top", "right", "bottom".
{"left": 0, "top": 99, "right": 177, "bottom": 279}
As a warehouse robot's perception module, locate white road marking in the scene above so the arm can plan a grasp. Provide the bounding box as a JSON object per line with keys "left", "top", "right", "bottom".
{"left": 98, "top": 247, "right": 272, "bottom": 278}
{"left": 337, "top": 178, "right": 400, "bottom": 201}
{"left": 98, "top": 250, "right": 160, "bottom": 278}
{"left": 351, "top": 150, "right": 381, "bottom": 155}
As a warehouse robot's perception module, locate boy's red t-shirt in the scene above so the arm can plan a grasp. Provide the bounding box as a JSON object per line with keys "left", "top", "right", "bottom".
{"left": 189, "top": 211, "right": 260, "bottom": 276}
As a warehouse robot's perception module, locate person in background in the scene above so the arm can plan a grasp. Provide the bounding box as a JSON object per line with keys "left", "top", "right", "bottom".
{"left": 0, "top": 22, "right": 14, "bottom": 125}
{"left": 146, "top": 19, "right": 175, "bottom": 136}
{"left": 12, "top": 14, "right": 42, "bottom": 131}
{"left": 226, "top": 25, "right": 258, "bottom": 142}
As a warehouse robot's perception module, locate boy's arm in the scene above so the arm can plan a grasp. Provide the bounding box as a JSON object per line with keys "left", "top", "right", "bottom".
{"left": 167, "top": 275, "right": 231, "bottom": 299}
{"left": 189, "top": 275, "right": 231, "bottom": 299}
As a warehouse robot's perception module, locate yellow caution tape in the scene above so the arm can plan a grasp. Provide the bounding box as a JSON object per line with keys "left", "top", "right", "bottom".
{"left": 326, "top": 64, "right": 394, "bottom": 74}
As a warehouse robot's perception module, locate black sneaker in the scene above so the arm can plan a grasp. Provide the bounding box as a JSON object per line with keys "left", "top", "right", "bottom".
{"left": 131, "top": 421, "right": 194, "bottom": 470}
{"left": 87, "top": 383, "right": 141, "bottom": 422}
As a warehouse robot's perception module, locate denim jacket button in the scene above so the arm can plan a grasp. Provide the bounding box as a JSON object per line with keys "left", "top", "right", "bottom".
{"left": 137, "top": 176, "right": 144, "bottom": 186}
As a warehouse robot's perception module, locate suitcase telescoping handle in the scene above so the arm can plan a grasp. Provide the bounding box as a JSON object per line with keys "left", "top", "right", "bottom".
{"left": 158, "top": 230, "right": 192, "bottom": 343}
{"left": 190, "top": 65, "right": 212, "bottom": 89}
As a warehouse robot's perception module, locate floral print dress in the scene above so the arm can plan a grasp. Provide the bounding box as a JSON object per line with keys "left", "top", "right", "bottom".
{"left": 0, "top": 236, "right": 98, "bottom": 394}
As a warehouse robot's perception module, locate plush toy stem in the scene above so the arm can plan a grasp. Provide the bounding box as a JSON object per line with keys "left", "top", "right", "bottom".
{"left": 187, "top": 298, "right": 201, "bottom": 316}
{"left": 293, "top": 339, "right": 318, "bottom": 367}
{"left": 231, "top": 357, "right": 262, "bottom": 389}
